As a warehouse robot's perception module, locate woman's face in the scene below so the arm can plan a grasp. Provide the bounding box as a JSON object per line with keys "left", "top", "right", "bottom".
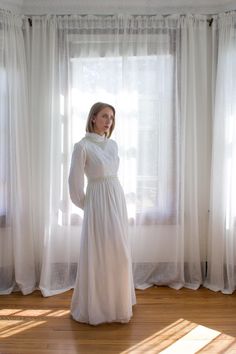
{"left": 93, "top": 107, "right": 114, "bottom": 136}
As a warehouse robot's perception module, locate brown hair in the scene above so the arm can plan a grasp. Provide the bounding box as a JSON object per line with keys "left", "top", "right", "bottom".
{"left": 85, "top": 102, "right": 115, "bottom": 138}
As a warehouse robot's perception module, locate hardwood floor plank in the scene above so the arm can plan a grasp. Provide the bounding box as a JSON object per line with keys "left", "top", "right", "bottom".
{"left": 0, "top": 286, "right": 235, "bottom": 353}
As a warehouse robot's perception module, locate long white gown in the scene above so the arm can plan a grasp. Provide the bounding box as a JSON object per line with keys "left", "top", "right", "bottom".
{"left": 69, "top": 132, "right": 136, "bottom": 325}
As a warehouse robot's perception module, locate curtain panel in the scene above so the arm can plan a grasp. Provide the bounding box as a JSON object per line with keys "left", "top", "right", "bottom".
{"left": 205, "top": 12, "right": 236, "bottom": 294}
{"left": 0, "top": 11, "right": 36, "bottom": 294}
{"left": 0, "top": 11, "right": 236, "bottom": 295}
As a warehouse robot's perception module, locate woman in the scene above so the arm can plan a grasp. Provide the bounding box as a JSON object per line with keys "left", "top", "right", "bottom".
{"left": 69, "top": 102, "right": 136, "bottom": 325}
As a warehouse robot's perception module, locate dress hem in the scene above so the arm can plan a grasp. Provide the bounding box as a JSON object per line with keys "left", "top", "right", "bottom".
{"left": 71, "top": 312, "right": 134, "bottom": 326}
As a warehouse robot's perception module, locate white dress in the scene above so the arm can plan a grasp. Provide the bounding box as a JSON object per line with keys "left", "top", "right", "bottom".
{"left": 69, "top": 132, "right": 136, "bottom": 325}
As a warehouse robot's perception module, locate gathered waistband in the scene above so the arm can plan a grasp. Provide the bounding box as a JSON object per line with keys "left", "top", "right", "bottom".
{"left": 87, "top": 175, "right": 118, "bottom": 183}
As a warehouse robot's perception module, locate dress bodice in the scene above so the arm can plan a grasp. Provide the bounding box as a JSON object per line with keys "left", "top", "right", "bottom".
{"left": 82, "top": 132, "right": 119, "bottom": 180}
{"left": 68, "top": 132, "right": 119, "bottom": 209}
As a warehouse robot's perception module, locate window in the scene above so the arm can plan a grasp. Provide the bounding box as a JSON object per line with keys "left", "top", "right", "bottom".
{"left": 62, "top": 53, "right": 177, "bottom": 225}
{"left": 58, "top": 29, "right": 178, "bottom": 225}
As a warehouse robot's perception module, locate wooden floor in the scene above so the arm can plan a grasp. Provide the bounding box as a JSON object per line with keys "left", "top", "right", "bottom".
{"left": 0, "top": 286, "right": 236, "bottom": 354}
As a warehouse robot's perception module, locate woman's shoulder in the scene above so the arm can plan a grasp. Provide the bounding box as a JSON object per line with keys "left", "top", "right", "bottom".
{"left": 108, "top": 138, "right": 118, "bottom": 147}
{"left": 73, "top": 137, "right": 88, "bottom": 152}
{"left": 108, "top": 138, "right": 119, "bottom": 153}
{"left": 75, "top": 137, "right": 88, "bottom": 146}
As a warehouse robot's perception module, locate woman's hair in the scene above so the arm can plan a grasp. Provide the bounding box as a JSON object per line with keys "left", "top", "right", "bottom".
{"left": 85, "top": 102, "right": 116, "bottom": 138}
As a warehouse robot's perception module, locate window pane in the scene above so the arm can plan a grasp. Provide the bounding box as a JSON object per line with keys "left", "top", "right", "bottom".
{"left": 68, "top": 54, "right": 176, "bottom": 224}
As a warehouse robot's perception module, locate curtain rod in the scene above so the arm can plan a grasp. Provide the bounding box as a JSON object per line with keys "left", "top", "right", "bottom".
{"left": 26, "top": 14, "right": 215, "bottom": 27}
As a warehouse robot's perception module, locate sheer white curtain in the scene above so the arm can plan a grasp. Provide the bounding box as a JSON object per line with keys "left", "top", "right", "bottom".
{"left": 0, "top": 11, "right": 36, "bottom": 294}
{"left": 3, "top": 12, "right": 231, "bottom": 297}
{"left": 179, "top": 16, "right": 213, "bottom": 289}
{"left": 205, "top": 12, "right": 236, "bottom": 294}
{"left": 131, "top": 15, "right": 212, "bottom": 290}
{"left": 23, "top": 16, "right": 81, "bottom": 296}
{"left": 21, "top": 14, "right": 212, "bottom": 296}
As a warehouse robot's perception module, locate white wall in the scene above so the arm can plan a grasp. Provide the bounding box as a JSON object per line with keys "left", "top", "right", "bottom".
{"left": 1, "top": 0, "right": 236, "bottom": 15}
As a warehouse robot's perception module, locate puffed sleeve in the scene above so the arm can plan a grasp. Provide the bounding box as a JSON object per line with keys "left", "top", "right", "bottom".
{"left": 68, "top": 142, "right": 86, "bottom": 210}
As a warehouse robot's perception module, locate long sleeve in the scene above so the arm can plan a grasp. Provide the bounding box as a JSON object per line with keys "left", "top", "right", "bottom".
{"left": 68, "top": 142, "right": 86, "bottom": 210}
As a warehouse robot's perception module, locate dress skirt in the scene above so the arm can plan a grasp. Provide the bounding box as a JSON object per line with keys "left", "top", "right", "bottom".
{"left": 71, "top": 176, "right": 136, "bottom": 325}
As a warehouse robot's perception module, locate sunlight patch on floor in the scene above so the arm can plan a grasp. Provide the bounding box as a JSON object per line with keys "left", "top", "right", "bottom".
{"left": 0, "top": 320, "right": 46, "bottom": 338}
{"left": 46, "top": 309, "right": 70, "bottom": 317}
{"left": 0, "top": 309, "right": 23, "bottom": 316}
{"left": 0, "top": 308, "right": 69, "bottom": 338}
{"left": 11, "top": 309, "right": 51, "bottom": 317}
{"left": 159, "top": 324, "right": 220, "bottom": 353}
{"left": 0, "top": 308, "right": 69, "bottom": 319}
{"left": 121, "top": 319, "right": 236, "bottom": 354}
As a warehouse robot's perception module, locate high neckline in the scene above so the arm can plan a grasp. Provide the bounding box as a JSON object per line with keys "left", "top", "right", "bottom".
{"left": 85, "top": 132, "right": 107, "bottom": 143}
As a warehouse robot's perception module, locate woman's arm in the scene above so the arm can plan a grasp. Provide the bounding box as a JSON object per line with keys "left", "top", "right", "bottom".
{"left": 68, "top": 142, "right": 86, "bottom": 210}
